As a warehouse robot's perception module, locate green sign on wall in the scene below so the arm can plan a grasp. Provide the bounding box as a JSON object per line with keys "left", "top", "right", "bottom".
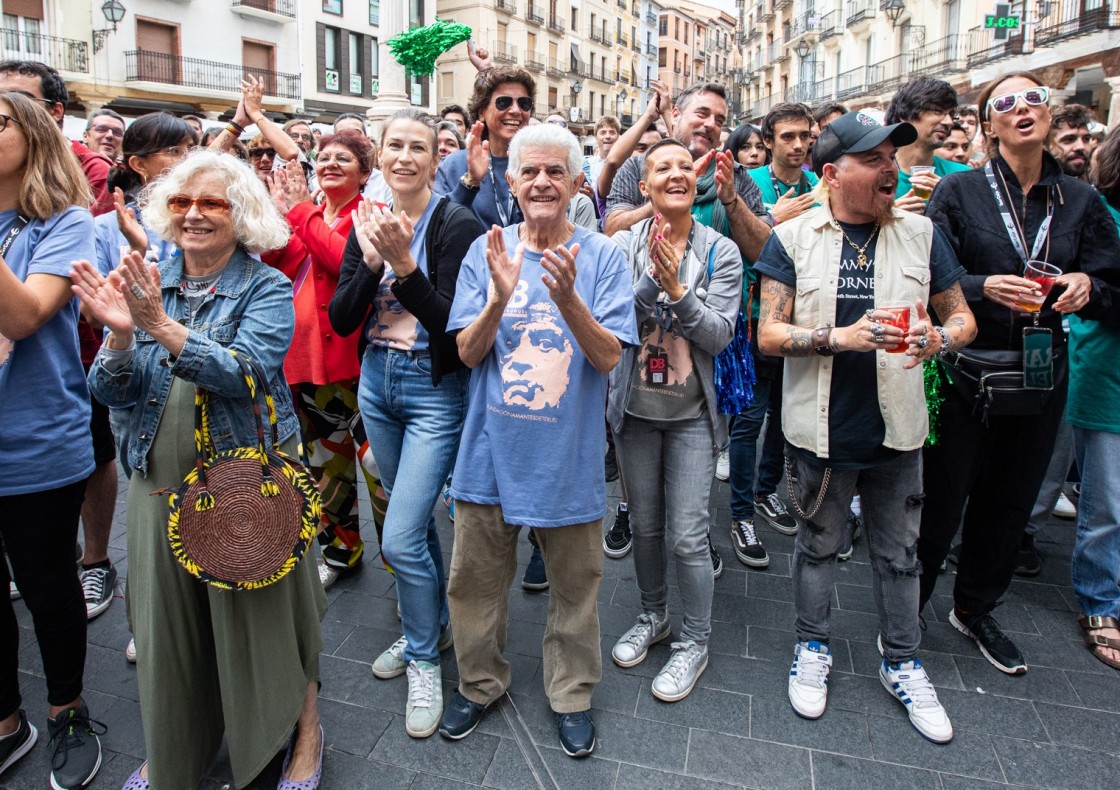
{"left": 985, "top": 3, "right": 1021, "bottom": 40}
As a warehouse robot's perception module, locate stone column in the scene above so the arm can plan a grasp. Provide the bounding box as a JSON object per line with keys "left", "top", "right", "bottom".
{"left": 366, "top": 0, "right": 411, "bottom": 136}
{"left": 1105, "top": 76, "right": 1120, "bottom": 130}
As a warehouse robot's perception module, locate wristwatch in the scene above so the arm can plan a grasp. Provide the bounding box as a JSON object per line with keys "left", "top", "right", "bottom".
{"left": 460, "top": 172, "right": 480, "bottom": 191}
{"left": 811, "top": 327, "right": 835, "bottom": 357}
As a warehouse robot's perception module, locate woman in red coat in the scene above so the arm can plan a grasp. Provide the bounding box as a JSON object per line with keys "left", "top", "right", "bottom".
{"left": 266, "top": 131, "right": 389, "bottom": 587}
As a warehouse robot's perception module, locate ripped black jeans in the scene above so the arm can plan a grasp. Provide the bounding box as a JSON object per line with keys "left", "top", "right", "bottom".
{"left": 789, "top": 449, "right": 924, "bottom": 663}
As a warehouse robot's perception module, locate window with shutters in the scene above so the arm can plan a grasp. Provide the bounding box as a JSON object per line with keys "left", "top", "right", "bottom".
{"left": 135, "top": 18, "right": 180, "bottom": 83}
{"left": 242, "top": 39, "right": 275, "bottom": 94}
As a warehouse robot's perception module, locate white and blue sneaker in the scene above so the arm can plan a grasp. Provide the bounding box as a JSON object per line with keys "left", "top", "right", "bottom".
{"left": 788, "top": 641, "right": 832, "bottom": 719}
{"left": 880, "top": 657, "right": 954, "bottom": 744}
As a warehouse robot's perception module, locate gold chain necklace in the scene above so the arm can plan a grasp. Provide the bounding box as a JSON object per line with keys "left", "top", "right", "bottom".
{"left": 835, "top": 222, "right": 880, "bottom": 268}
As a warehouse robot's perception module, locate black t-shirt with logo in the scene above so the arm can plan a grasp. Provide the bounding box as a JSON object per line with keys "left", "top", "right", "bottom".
{"left": 754, "top": 221, "right": 964, "bottom": 468}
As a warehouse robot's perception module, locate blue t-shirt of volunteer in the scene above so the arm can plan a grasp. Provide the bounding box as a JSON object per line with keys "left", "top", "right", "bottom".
{"left": 366, "top": 193, "right": 439, "bottom": 352}
{"left": 0, "top": 206, "right": 97, "bottom": 495}
{"left": 447, "top": 223, "right": 638, "bottom": 527}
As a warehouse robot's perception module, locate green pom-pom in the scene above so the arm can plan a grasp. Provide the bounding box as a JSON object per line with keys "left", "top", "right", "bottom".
{"left": 387, "top": 20, "right": 473, "bottom": 77}
{"left": 923, "top": 358, "right": 946, "bottom": 448}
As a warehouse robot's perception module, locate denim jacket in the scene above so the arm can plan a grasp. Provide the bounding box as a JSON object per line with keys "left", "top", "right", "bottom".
{"left": 89, "top": 248, "right": 298, "bottom": 477}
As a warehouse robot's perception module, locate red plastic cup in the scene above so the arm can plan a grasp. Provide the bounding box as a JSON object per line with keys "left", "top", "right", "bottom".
{"left": 879, "top": 304, "right": 911, "bottom": 354}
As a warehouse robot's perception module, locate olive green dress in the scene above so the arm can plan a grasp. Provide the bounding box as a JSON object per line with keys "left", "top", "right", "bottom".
{"left": 126, "top": 377, "right": 328, "bottom": 790}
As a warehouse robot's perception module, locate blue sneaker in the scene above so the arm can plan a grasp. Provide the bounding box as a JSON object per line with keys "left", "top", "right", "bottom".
{"left": 441, "top": 484, "right": 454, "bottom": 523}
{"left": 880, "top": 657, "right": 953, "bottom": 743}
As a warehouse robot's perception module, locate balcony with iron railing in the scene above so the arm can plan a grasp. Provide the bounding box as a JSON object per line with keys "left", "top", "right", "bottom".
{"left": 492, "top": 42, "right": 518, "bottom": 64}
{"left": 646, "top": 42, "right": 657, "bottom": 56}
{"left": 230, "top": 0, "right": 297, "bottom": 20}
{"left": 589, "top": 29, "right": 606, "bottom": 44}
{"left": 547, "top": 56, "right": 566, "bottom": 77}
{"left": 966, "top": 24, "right": 1024, "bottom": 68}
{"left": 620, "top": 70, "right": 632, "bottom": 84}
{"left": 788, "top": 10, "right": 819, "bottom": 41}
{"left": 0, "top": 30, "right": 87, "bottom": 74}
{"left": 620, "top": 35, "right": 631, "bottom": 49}
{"left": 759, "top": 1, "right": 775, "bottom": 22}
{"left": 1035, "top": 1, "right": 1120, "bottom": 46}
{"left": 524, "top": 52, "right": 545, "bottom": 71}
{"left": 125, "top": 51, "right": 300, "bottom": 99}
{"left": 836, "top": 64, "right": 866, "bottom": 99}
{"left": 548, "top": 15, "right": 566, "bottom": 33}
{"left": 818, "top": 9, "right": 839, "bottom": 40}
{"left": 774, "top": 0, "right": 792, "bottom": 9}
{"left": 646, "top": 9, "right": 658, "bottom": 24}
{"left": 569, "top": 58, "right": 588, "bottom": 77}
{"left": 845, "top": 0, "right": 874, "bottom": 28}
{"left": 495, "top": 0, "right": 516, "bottom": 12}
{"left": 632, "top": 40, "right": 641, "bottom": 53}
{"left": 526, "top": 3, "right": 544, "bottom": 25}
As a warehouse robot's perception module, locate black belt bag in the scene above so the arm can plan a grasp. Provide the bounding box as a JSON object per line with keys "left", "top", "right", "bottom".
{"left": 941, "top": 348, "right": 1063, "bottom": 422}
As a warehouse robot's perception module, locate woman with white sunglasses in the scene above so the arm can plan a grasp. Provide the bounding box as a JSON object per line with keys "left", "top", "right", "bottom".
{"left": 915, "top": 71, "right": 1120, "bottom": 676}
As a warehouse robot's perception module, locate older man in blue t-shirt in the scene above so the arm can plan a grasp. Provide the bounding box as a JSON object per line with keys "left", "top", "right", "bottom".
{"left": 439, "top": 124, "right": 637, "bottom": 758}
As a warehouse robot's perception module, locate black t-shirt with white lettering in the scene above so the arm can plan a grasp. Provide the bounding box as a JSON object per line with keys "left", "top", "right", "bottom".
{"left": 754, "top": 221, "right": 964, "bottom": 468}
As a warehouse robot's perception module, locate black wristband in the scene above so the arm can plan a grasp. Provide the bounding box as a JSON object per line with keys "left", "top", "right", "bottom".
{"left": 721, "top": 198, "right": 736, "bottom": 207}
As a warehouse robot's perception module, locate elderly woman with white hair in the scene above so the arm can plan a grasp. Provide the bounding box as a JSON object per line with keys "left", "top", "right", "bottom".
{"left": 74, "top": 150, "right": 328, "bottom": 790}
{"left": 440, "top": 123, "right": 636, "bottom": 757}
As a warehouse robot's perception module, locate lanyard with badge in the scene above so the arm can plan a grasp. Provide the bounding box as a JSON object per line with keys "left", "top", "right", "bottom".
{"left": 769, "top": 165, "right": 810, "bottom": 200}
{"left": 646, "top": 224, "right": 694, "bottom": 386}
{"left": 487, "top": 162, "right": 519, "bottom": 227}
{"left": 0, "top": 215, "right": 27, "bottom": 259}
{"left": 984, "top": 160, "right": 1054, "bottom": 389}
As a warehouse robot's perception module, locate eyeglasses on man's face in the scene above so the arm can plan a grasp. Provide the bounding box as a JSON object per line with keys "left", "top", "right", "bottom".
{"left": 493, "top": 95, "right": 534, "bottom": 112}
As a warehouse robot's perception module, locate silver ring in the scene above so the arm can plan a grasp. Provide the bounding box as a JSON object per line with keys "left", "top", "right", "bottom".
{"left": 918, "top": 336, "right": 929, "bottom": 349}
{"left": 870, "top": 323, "right": 884, "bottom": 342}
{"left": 864, "top": 308, "right": 876, "bottom": 321}
{"left": 129, "top": 283, "right": 146, "bottom": 300}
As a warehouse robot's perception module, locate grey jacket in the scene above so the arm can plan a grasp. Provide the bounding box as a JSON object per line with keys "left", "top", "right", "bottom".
{"left": 607, "top": 218, "right": 743, "bottom": 446}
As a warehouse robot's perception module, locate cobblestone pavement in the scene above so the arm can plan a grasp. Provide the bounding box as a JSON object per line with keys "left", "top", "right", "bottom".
{"left": 6, "top": 477, "right": 1119, "bottom": 789}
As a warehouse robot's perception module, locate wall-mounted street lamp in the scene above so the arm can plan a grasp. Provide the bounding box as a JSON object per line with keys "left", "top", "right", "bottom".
{"left": 882, "top": 0, "right": 906, "bottom": 27}
{"left": 93, "top": 0, "right": 127, "bottom": 54}
{"left": 795, "top": 39, "right": 812, "bottom": 58}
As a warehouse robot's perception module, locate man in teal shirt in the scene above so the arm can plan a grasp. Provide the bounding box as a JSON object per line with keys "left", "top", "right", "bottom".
{"left": 747, "top": 103, "right": 819, "bottom": 225}
{"left": 886, "top": 77, "right": 970, "bottom": 213}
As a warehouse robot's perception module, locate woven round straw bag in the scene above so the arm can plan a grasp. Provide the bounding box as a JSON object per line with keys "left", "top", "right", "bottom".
{"left": 167, "top": 353, "right": 320, "bottom": 591}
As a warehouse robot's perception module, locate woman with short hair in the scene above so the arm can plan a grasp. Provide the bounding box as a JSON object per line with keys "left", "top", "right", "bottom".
{"left": 77, "top": 149, "right": 328, "bottom": 789}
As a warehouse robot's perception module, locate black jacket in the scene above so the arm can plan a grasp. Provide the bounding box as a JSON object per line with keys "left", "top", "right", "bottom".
{"left": 328, "top": 195, "right": 484, "bottom": 385}
{"left": 927, "top": 152, "right": 1120, "bottom": 350}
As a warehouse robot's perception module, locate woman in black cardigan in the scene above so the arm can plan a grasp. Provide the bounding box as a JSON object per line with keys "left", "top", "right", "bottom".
{"left": 328, "top": 109, "right": 483, "bottom": 739}
{"left": 917, "top": 71, "right": 1120, "bottom": 677}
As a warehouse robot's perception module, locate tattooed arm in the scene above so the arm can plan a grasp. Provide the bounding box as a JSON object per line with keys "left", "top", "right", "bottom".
{"left": 757, "top": 276, "right": 814, "bottom": 357}
{"left": 929, "top": 282, "right": 977, "bottom": 352}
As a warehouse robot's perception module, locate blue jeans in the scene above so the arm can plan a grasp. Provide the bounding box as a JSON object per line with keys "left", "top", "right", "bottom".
{"left": 729, "top": 372, "right": 785, "bottom": 520}
{"left": 789, "top": 449, "right": 924, "bottom": 662}
{"left": 358, "top": 347, "right": 470, "bottom": 663}
{"left": 614, "top": 415, "right": 716, "bottom": 644}
{"left": 1071, "top": 427, "right": 1120, "bottom": 618}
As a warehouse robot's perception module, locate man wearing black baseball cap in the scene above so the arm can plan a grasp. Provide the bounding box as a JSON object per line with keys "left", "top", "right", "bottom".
{"left": 751, "top": 111, "right": 977, "bottom": 742}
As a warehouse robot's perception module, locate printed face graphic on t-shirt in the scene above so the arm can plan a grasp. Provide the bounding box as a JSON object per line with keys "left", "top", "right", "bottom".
{"left": 371, "top": 281, "right": 420, "bottom": 350}
{"left": 500, "top": 302, "right": 573, "bottom": 410}
{"left": 636, "top": 319, "right": 694, "bottom": 387}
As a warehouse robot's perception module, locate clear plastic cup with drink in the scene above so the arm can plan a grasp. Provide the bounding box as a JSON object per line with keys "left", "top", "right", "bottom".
{"left": 879, "top": 302, "right": 912, "bottom": 353}
{"left": 910, "top": 165, "right": 935, "bottom": 200}
{"left": 1015, "top": 261, "right": 1062, "bottom": 312}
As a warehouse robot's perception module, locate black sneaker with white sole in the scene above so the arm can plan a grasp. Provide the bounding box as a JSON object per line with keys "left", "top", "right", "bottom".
{"left": 80, "top": 563, "right": 117, "bottom": 620}
{"left": 603, "top": 505, "right": 632, "bottom": 559}
{"left": 0, "top": 709, "right": 37, "bottom": 779}
{"left": 949, "top": 609, "right": 1027, "bottom": 675}
{"left": 47, "top": 704, "right": 105, "bottom": 790}
{"left": 755, "top": 493, "right": 798, "bottom": 535}
{"left": 730, "top": 519, "right": 769, "bottom": 568}
{"left": 710, "top": 541, "right": 724, "bottom": 580}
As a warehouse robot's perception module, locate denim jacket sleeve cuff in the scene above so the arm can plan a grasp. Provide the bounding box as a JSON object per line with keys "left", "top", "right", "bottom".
{"left": 168, "top": 329, "right": 209, "bottom": 380}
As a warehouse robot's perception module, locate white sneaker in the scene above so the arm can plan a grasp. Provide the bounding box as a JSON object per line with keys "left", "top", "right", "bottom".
{"left": 788, "top": 641, "right": 832, "bottom": 719}
{"left": 318, "top": 560, "right": 341, "bottom": 589}
{"left": 125, "top": 638, "right": 137, "bottom": 664}
{"left": 405, "top": 661, "right": 443, "bottom": 738}
{"left": 372, "top": 629, "right": 454, "bottom": 679}
{"left": 1052, "top": 492, "right": 1077, "bottom": 520}
{"left": 880, "top": 658, "right": 953, "bottom": 743}
{"left": 651, "top": 641, "right": 708, "bottom": 702}
{"left": 611, "top": 612, "right": 671, "bottom": 668}
{"left": 715, "top": 448, "right": 730, "bottom": 481}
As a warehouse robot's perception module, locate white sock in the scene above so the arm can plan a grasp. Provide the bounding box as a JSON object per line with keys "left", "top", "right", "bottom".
{"left": 851, "top": 495, "right": 862, "bottom": 518}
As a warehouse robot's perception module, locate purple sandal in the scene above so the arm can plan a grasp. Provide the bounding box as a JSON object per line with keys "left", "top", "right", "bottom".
{"left": 121, "top": 764, "right": 149, "bottom": 789}
{"left": 276, "top": 724, "right": 323, "bottom": 790}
